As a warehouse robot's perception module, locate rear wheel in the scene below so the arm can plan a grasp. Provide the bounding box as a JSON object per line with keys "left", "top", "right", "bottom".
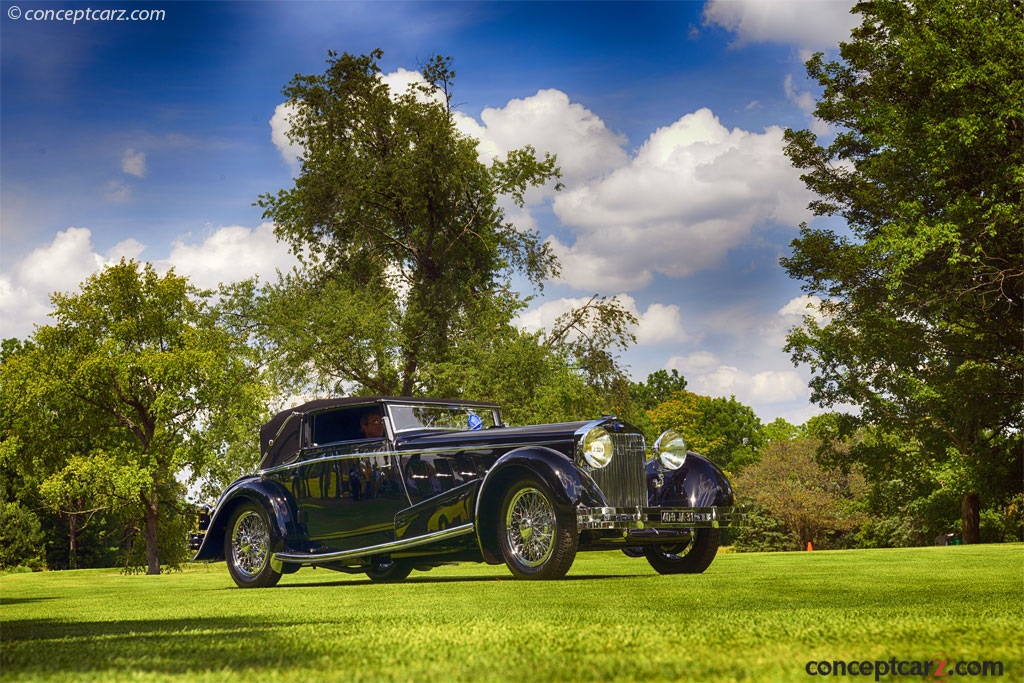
{"left": 497, "top": 476, "right": 578, "bottom": 580}
{"left": 224, "top": 503, "right": 282, "bottom": 588}
{"left": 365, "top": 557, "right": 413, "bottom": 583}
{"left": 643, "top": 528, "right": 720, "bottom": 574}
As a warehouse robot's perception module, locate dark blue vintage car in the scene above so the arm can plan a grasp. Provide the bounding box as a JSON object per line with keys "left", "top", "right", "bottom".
{"left": 193, "top": 397, "right": 745, "bottom": 587}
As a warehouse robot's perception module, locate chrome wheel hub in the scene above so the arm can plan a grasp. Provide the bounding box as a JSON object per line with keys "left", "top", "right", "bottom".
{"left": 232, "top": 510, "right": 270, "bottom": 577}
{"left": 505, "top": 487, "right": 555, "bottom": 567}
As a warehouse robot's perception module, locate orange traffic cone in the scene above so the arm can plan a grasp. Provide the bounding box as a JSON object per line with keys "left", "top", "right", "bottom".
{"left": 806, "top": 541, "right": 813, "bottom": 551}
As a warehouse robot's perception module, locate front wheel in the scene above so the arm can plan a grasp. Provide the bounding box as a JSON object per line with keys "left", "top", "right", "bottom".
{"left": 643, "top": 528, "right": 720, "bottom": 574}
{"left": 497, "top": 476, "right": 578, "bottom": 580}
{"left": 224, "top": 502, "right": 282, "bottom": 588}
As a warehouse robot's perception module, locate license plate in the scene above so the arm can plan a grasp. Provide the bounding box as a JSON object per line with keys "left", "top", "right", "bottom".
{"left": 661, "top": 511, "right": 694, "bottom": 523}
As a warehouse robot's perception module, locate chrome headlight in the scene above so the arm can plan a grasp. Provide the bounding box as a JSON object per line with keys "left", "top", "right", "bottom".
{"left": 580, "top": 427, "right": 614, "bottom": 468}
{"left": 653, "top": 429, "right": 687, "bottom": 470}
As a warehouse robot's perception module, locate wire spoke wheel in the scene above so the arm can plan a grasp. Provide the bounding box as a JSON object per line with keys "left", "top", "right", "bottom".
{"left": 497, "top": 476, "right": 577, "bottom": 580}
{"left": 224, "top": 503, "right": 282, "bottom": 588}
{"left": 505, "top": 487, "right": 557, "bottom": 567}
{"left": 232, "top": 510, "right": 271, "bottom": 578}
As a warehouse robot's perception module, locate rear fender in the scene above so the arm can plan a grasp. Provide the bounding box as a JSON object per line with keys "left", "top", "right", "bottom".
{"left": 192, "top": 477, "right": 299, "bottom": 562}
{"left": 474, "top": 447, "right": 606, "bottom": 564}
{"left": 646, "top": 452, "right": 735, "bottom": 508}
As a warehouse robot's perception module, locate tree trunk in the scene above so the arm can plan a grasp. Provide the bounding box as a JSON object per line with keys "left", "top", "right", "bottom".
{"left": 68, "top": 512, "right": 78, "bottom": 570}
{"left": 961, "top": 492, "right": 980, "bottom": 544}
{"left": 142, "top": 491, "right": 161, "bottom": 574}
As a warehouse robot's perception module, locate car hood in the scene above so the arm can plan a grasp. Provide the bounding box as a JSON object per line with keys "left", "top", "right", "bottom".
{"left": 393, "top": 419, "right": 595, "bottom": 451}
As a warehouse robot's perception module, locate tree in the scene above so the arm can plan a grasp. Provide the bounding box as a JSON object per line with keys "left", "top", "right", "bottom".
{"left": 733, "top": 438, "right": 869, "bottom": 551}
{"left": 648, "top": 391, "right": 764, "bottom": 472}
{"left": 781, "top": 0, "right": 1024, "bottom": 543}
{"left": 0, "top": 261, "right": 270, "bottom": 573}
{"left": 256, "top": 50, "right": 563, "bottom": 397}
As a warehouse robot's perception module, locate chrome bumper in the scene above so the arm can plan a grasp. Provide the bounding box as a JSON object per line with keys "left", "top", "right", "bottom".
{"left": 577, "top": 506, "right": 746, "bottom": 531}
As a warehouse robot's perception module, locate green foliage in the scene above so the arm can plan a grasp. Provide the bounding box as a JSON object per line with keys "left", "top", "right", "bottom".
{"left": 0, "top": 501, "right": 45, "bottom": 570}
{"left": 733, "top": 437, "right": 869, "bottom": 549}
{"left": 256, "top": 49, "right": 563, "bottom": 397}
{"left": 0, "top": 261, "right": 271, "bottom": 573}
{"left": 782, "top": 0, "right": 1024, "bottom": 542}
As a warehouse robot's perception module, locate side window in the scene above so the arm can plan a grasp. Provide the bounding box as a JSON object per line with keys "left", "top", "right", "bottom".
{"left": 311, "top": 410, "right": 359, "bottom": 445}
{"left": 310, "top": 408, "right": 387, "bottom": 446}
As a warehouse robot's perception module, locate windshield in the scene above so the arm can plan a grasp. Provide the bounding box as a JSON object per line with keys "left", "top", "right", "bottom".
{"left": 386, "top": 403, "right": 502, "bottom": 434}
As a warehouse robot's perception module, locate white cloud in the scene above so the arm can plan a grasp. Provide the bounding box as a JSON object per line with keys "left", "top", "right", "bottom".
{"left": 162, "top": 222, "right": 298, "bottom": 290}
{"left": 0, "top": 228, "right": 144, "bottom": 338}
{"left": 703, "top": 0, "right": 860, "bottom": 51}
{"left": 666, "top": 351, "right": 809, "bottom": 405}
{"left": 515, "top": 294, "right": 688, "bottom": 347}
{"left": 103, "top": 180, "right": 133, "bottom": 204}
{"left": 270, "top": 101, "right": 302, "bottom": 170}
{"left": 122, "top": 148, "right": 147, "bottom": 177}
{"left": 549, "top": 107, "right": 813, "bottom": 291}
{"left": 1, "top": 224, "right": 298, "bottom": 340}
{"left": 471, "top": 89, "right": 628, "bottom": 184}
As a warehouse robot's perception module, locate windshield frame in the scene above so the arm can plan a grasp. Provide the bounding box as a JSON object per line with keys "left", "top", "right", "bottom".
{"left": 384, "top": 401, "right": 503, "bottom": 434}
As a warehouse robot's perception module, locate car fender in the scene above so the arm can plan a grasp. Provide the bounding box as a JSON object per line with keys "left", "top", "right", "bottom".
{"left": 192, "top": 476, "right": 299, "bottom": 562}
{"left": 646, "top": 451, "right": 735, "bottom": 508}
{"left": 474, "top": 446, "right": 607, "bottom": 564}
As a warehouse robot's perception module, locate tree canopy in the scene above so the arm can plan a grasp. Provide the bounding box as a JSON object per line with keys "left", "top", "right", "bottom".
{"left": 256, "top": 50, "right": 564, "bottom": 397}
{"left": 781, "top": 0, "right": 1023, "bottom": 542}
{"left": 0, "top": 261, "right": 270, "bottom": 572}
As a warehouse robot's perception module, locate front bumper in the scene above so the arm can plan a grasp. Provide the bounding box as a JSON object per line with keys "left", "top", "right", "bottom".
{"left": 577, "top": 506, "right": 746, "bottom": 531}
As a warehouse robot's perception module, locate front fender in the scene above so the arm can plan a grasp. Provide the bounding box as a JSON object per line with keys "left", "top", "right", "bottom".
{"left": 192, "top": 476, "right": 299, "bottom": 562}
{"left": 646, "top": 451, "right": 735, "bottom": 508}
{"left": 474, "top": 447, "right": 606, "bottom": 564}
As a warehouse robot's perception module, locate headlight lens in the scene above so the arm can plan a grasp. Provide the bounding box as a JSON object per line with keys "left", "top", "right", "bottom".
{"left": 654, "top": 430, "right": 687, "bottom": 470}
{"left": 580, "top": 427, "right": 614, "bottom": 468}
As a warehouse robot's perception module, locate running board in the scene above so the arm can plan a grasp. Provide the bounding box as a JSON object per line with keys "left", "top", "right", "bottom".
{"left": 271, "top": 523, "right": 475, "bottom": 571}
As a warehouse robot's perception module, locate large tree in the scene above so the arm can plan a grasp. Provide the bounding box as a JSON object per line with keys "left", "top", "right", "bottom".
{"left": 257, "top": 50, "right": 563, "bottom": 397}
{"left": 782, "top": 0, "right": 1023, "bottom": 542}
{"left": 0, "top": 261, "right": 270, "bottom": 573}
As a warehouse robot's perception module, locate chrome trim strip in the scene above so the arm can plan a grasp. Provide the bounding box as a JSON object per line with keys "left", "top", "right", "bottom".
{"left": 273, "top": 522, "right": 475, "bottom": 565}
{"left": 577, "top": 506, "right": 747, "bottom": 530}
{"left": 258, "top": 440, "right": 570, "bottom": 477}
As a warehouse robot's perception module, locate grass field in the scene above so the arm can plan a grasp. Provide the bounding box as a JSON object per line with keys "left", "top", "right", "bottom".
{"left": 2, "top": 545, "right": 1021, "bottom": 682}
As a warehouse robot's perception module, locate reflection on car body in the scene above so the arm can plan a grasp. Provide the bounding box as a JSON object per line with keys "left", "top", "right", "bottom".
{"left": 193, "top": 397, "right": 746, "bottom": 587}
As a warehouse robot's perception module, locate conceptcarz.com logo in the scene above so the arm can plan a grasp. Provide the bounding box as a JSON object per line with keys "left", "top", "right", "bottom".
{"left": 805, "top": 656, "right": 1005, "bottom": 681}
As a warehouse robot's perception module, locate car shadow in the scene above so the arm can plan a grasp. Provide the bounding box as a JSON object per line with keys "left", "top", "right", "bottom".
{"left": 275, "top": 572, "right": 648, "bottom": 588}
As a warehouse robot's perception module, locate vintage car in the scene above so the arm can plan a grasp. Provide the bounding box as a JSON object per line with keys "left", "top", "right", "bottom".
{"left": 193, "top": 397, "right": 745, "bottom": 588}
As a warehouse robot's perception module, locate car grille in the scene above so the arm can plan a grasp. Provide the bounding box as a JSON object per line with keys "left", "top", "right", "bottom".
{"left": 587, "top": 433, "right": 647, "bottom": 508}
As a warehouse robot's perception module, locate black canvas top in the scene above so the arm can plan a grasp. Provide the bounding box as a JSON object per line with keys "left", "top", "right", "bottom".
{"left": 257, "top": 397, "right": 500, "bottom": 470}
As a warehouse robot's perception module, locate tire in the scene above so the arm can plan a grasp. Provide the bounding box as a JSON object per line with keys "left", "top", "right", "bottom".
{"left": 643, "top": 528, "right": 720, "bottom": 575}
{"left": 497, "top": 476, "right": 578, "bottom": 580}
{"left": 365, "top": 557, "right": 413, "bottom": 583}
{"left": 224, "top": 502, "right": 282, "bottom": 588}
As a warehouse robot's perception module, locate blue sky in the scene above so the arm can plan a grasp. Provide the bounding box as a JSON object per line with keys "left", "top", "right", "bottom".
{"left": 0, "top": 0, "right": 861, "bottom": 424}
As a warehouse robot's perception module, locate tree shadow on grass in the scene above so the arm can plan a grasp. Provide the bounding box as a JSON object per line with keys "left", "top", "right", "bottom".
{"left": 1, "top": 616, "right": 327, "bottom": 677}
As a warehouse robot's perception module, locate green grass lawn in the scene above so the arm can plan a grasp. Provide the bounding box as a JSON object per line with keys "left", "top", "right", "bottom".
{"left": 2, "top": 545, "right": 1022, "bottom": 682}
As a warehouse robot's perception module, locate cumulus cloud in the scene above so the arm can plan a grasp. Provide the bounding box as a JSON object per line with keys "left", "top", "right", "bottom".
{"left": 1, "top": 224, "right": 298, "bottom": 340}
{"left": 0, "top": 228, "right": 145, "bottom": 338}
{"left": 703, "top": 0, "right": 860, "bottom": 51}
{"left": 666, "top": 350, "right": 809, "bottom": 405}
{"left": 515, "top": 294, "right": 688, "bottom": 347}
{"left": 270, "top": 101, "right": 302, "bottom": 170}
{"left": 162, "top": 222, "right": 297, "bottom": 290}
{"left": 122, "top": 148, "right": 147, "bottom": 177}
{"left": 470, "top": 89, "right": 628, "bottom": 184}
{"left": 549, "top": 107, "right": 814, "bottom": 291}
